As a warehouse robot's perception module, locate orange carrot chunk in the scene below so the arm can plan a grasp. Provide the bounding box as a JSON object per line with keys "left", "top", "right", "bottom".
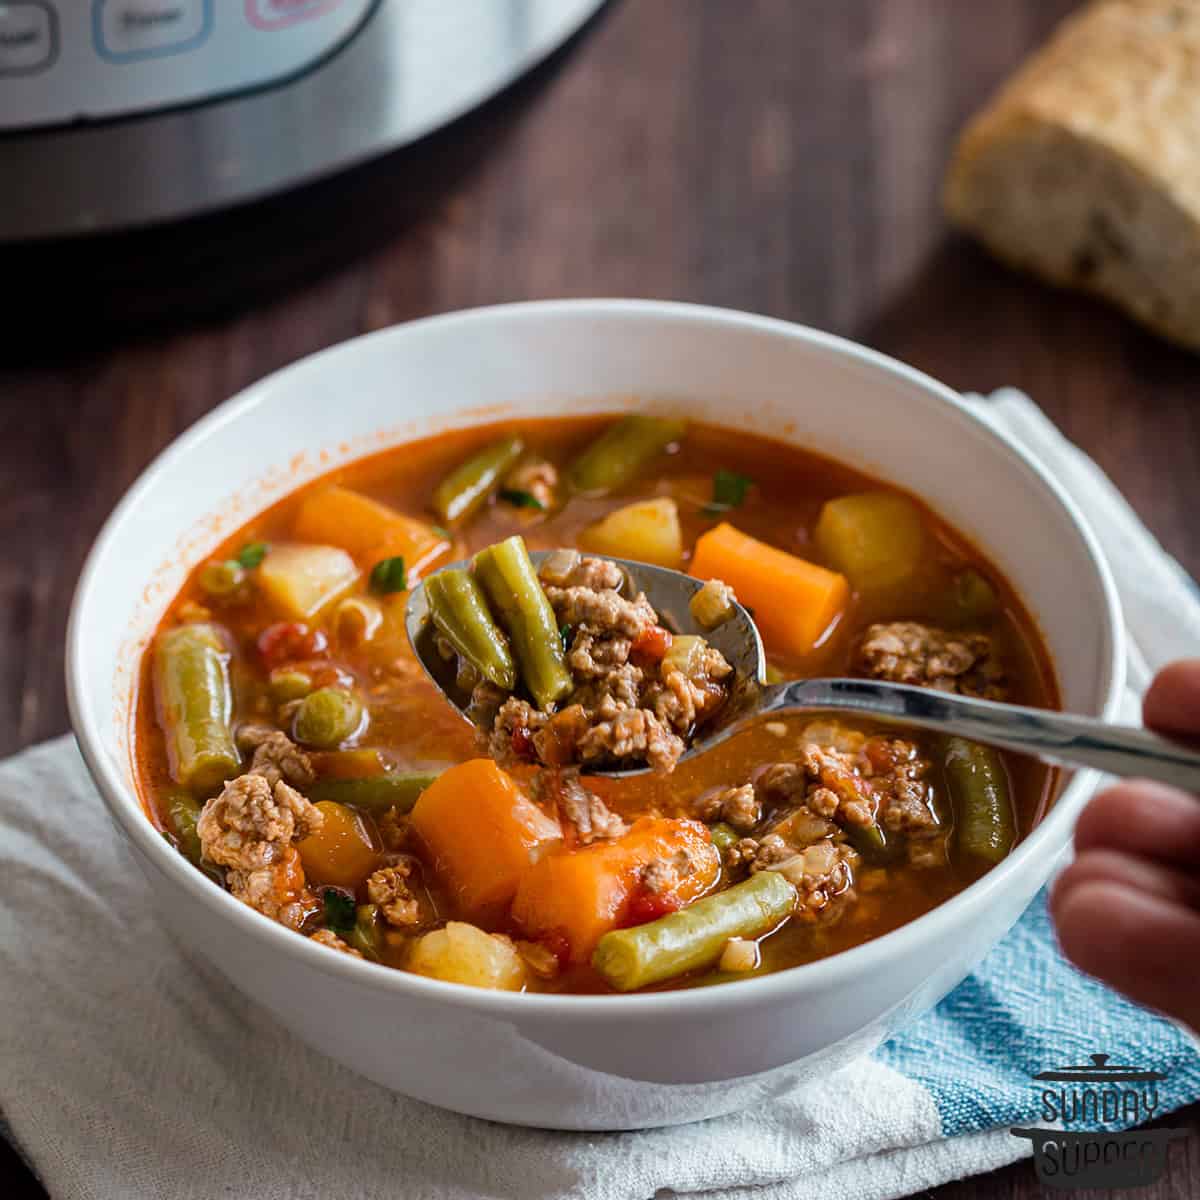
{"left": 689, "top": 522, "right": 849, "bottom": 658}
{"left": 510, "top": 817, "right": 719, "bottom": 964}
{"left": 292, "top": 485, "right": 451, "bottom": 582}
{"left": 410, "top": 759, "right": 562, "bottom": 917}
{"left": 297, "top": 800, "right": 381, "bottom": 890}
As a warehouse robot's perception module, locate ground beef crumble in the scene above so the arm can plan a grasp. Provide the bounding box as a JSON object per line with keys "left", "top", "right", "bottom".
{"left": 534, "top": 770, "right": 627, "bottom": 845}
{"left": 198, "top": 773, "right": 322, "bottom": 872}
{"left": 578, "top": 707, "right": 683, "bottom": 773}
{"left": 641, "top": 845, "right": 702, "bottom": 895}
{"left": 710, "top": 724, "right": 949, "bottom": 919}
{"left": 473, "top": 554, "right": 734, "bottom": 773}
{"left": 310, "top": 929, "right": 363, "bottom": 958}
{"left": 225, "top": 846, "right": 314, "bottom": 931}
{"left": 377, "top": 806, "right": 411, "bottom": 852}
{"left": 857, "top": 621, "right": 1006, "bottom": 700}
{"left": 695, "top": 783, "right": 760, "bottom": 831}
{"left": 746, "top": 834, "right": 858, "bottom": 917}
{"left": 542, "top": 583, "right": 657, "bottom": 640}
{"left": 198, "top": 733, "right": 323, "bottom": 930}
{"left": 367, "top": 862, "right": 422, "bottom": 928}
{"left": 236, "top": 725, "right": 315, "bottom": 790}
{"left": 644, "top": 644, "right": 731, "bottom": 733}
{"left": 567, "top": 630, "right": 633, "bottom": 679}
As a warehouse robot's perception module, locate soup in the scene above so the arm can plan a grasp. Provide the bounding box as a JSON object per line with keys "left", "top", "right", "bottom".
{"left": 136, "top": 415, "right": 1056, "bottom": 994}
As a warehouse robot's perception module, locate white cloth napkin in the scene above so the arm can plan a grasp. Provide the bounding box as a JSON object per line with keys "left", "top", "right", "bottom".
{"left": 2, "top": 388, "right": 1198, "bottom": 1200}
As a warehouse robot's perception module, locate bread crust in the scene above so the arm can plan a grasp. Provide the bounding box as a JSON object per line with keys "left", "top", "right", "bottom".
{"left": 945, "top": 0, "right": 1200, "bottom": 348}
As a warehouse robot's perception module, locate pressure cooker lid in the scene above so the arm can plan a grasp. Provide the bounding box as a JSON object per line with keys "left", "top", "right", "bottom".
{"left": 1034, "top": 1052, "right": 1167, "bottom": 1083}
{"left": 0, "top": 0, "right": 609, "bottom": 239}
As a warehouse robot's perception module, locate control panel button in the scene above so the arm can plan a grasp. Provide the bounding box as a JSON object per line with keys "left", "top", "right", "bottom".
{"left": 245, "top": 0, "right": 344, "bottom": 32}
{"left": 0, "top": 2, "right": 57, "bottom": 76}
{"left": 94, "top": 0, "right": 212, "bottom": 62}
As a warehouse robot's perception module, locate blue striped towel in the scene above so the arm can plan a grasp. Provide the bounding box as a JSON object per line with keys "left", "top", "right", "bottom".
{"left": 1, "top": 390, "right": 1197, "bottom": 1200}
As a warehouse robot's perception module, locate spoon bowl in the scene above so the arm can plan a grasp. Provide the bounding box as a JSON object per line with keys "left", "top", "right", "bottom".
{"left": 408, "top": 552, "right": 1200, "bottom": 790}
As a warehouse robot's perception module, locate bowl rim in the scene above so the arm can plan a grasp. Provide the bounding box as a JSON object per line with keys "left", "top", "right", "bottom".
{"left": 66, "top": 298, "right": 1126, "bottom": 1019}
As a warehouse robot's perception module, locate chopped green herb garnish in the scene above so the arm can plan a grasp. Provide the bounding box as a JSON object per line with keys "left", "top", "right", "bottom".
{"left": 369, "top": 556, "right": 408, "bottom": 594}
{"left": 702, "top": 469, "right": 754, "bottom": 515}
{"left": 236, "top": 541, "right": 269, "bottom": 569}
{"left": 322, "top": 888, "right": 356, "bottom": 933}
{"left": 432, "top": 526, "right": 451, "bottom": 541}
{"left": 560, "top": 624, "right": 572, "bottom": 654}
{"left": 499, "top": 488, "right": 545, "bottom": 511}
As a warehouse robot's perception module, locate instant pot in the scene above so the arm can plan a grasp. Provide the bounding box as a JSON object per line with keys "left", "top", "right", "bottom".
{"left": 0, "top": 0, "right": 606, "bottom": 238}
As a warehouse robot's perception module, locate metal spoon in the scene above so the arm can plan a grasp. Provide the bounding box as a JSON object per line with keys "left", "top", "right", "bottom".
{"left": 407, "top": 553, "right": 1200, "bottom": 789}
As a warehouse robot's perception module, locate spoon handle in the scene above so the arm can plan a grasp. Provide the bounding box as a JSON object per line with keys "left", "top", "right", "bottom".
{"left": 762, "top": 678, "right": 1200, "bottom": 792}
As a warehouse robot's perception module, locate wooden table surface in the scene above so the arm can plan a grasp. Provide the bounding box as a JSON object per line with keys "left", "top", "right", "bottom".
{"left": 3, "top": 1, "right": 1198, "bottom": 1195}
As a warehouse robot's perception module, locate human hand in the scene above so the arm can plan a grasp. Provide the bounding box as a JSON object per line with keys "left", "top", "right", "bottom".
{"left": 1051, "top": 660, "right": 1200, "bottom": 1032}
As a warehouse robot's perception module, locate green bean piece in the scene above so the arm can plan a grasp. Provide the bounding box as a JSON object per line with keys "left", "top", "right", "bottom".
{"left": 198, "top": 560, "right": 245, "bottom": 598}
{"left": 153, "top": 623, "right": 240, "bottom": 796}
{"left": 425, "top": 568, "right": 517, "bottom": 690}
{"left": 566, "top": 415, "right": 688, "bottom": 495}
{"left": 592, "top": 871, "right": 797, "bottom": 992}
{"left": 472, "top": 536, "right": 573, "bottom": 710}
{"left": 166, "top": 792, "right": 204, "bottom": 864}
{"left": 166, "top": 792, "right": 223, "bottom": 883}
{"left": 708, "top": 822, "right": 739, "bottom": 859}
{"left": 945, "top": 737, "right": 1016, "bottom": 864}
{"left": 306, "top": 771, "right": 440, "bottom": 814}
{"left": 951, "top": 568, "right": 998, "bottom": 623}
{"left": 431, "top": 436, "right": 525, "bottom": 524}
{"left": 843, "top": 819, "right": 892, "bottom": 863}
{"left": 293, "top": 687, "right": 366, "bottom": 749}
{"left": 350, "top": 904, "right": 383, "bottom": 959}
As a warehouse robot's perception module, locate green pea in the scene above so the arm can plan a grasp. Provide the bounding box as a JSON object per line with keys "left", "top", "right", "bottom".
{"left": 951, "top": 569, "right": 998, "bottom": 622}
{"left": 708, "top": 822, "right": 740, "bottom": 858}
{"left": 293, "top": 687, "right": 365, "bottom": 748}
{"left": 269, "top": 668, "right": 314, "bottom": 703}
{"left": 198, "top": 560, "right": 245, "bottom": 598}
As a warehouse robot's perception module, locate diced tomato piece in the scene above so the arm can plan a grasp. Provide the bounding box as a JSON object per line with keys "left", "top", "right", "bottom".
{"left": 621, "top": 887, "right": 682, "bottom": 928}
{"left": 631, "top": 624, "right": 673, "bottom": 662}
{"left": 302, "top": 661, "right": 353, "bottom": 691}
{"left": 257, "top": 622, "right": 329, "bottom": 670}
{"left": 511, "top": 726, "right": 536, "bottom": 760}
{"left": 537, "top": 705, "right": 588, "bottom": 768}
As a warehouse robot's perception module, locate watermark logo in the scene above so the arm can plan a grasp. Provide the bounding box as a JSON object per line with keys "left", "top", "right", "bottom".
{"left": 1011, "top": 1052, "right": 1188, "bottom": 1191}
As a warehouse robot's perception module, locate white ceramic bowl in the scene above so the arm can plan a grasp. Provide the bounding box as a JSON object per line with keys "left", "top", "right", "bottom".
{"left": 67, "top": 300, "right": 1124, "bottom": 1130}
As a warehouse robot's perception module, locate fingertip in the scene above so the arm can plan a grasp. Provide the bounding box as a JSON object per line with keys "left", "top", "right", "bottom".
{"left": 1053, "top": 878, "right": 1118, "bottom": 976}
{"left": 1073, "top": 780, "right": 1200, "bottom": 859}
{"left": 1143, "top": 658, "right": 1200, "bottom": 736}
{"left": 1053, "top": 878, "right": 1200, "bottom": 1032}
{"left": 1053, "top": 846, "right": 1200, "bottom": 910}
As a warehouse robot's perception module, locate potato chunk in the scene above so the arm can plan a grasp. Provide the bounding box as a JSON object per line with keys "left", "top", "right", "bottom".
{"left": 814, "top": 493, "right": 926, "bottom": 594}
{"left": 257, "top": 543, "right": 359, "bottom": 619}
{"left": 406, "top": 922, "right": 527, "bottom": 991}
{"left": 579, "top": 498, "right": 683, "bottom": 569}
{"left": 689, "top": 578, "right": 737, "bottom": 629}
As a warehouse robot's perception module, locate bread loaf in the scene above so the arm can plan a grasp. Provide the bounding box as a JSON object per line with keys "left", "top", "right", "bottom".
{"left": 945, "top": 0, "right": 1200, "bottom": 349}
